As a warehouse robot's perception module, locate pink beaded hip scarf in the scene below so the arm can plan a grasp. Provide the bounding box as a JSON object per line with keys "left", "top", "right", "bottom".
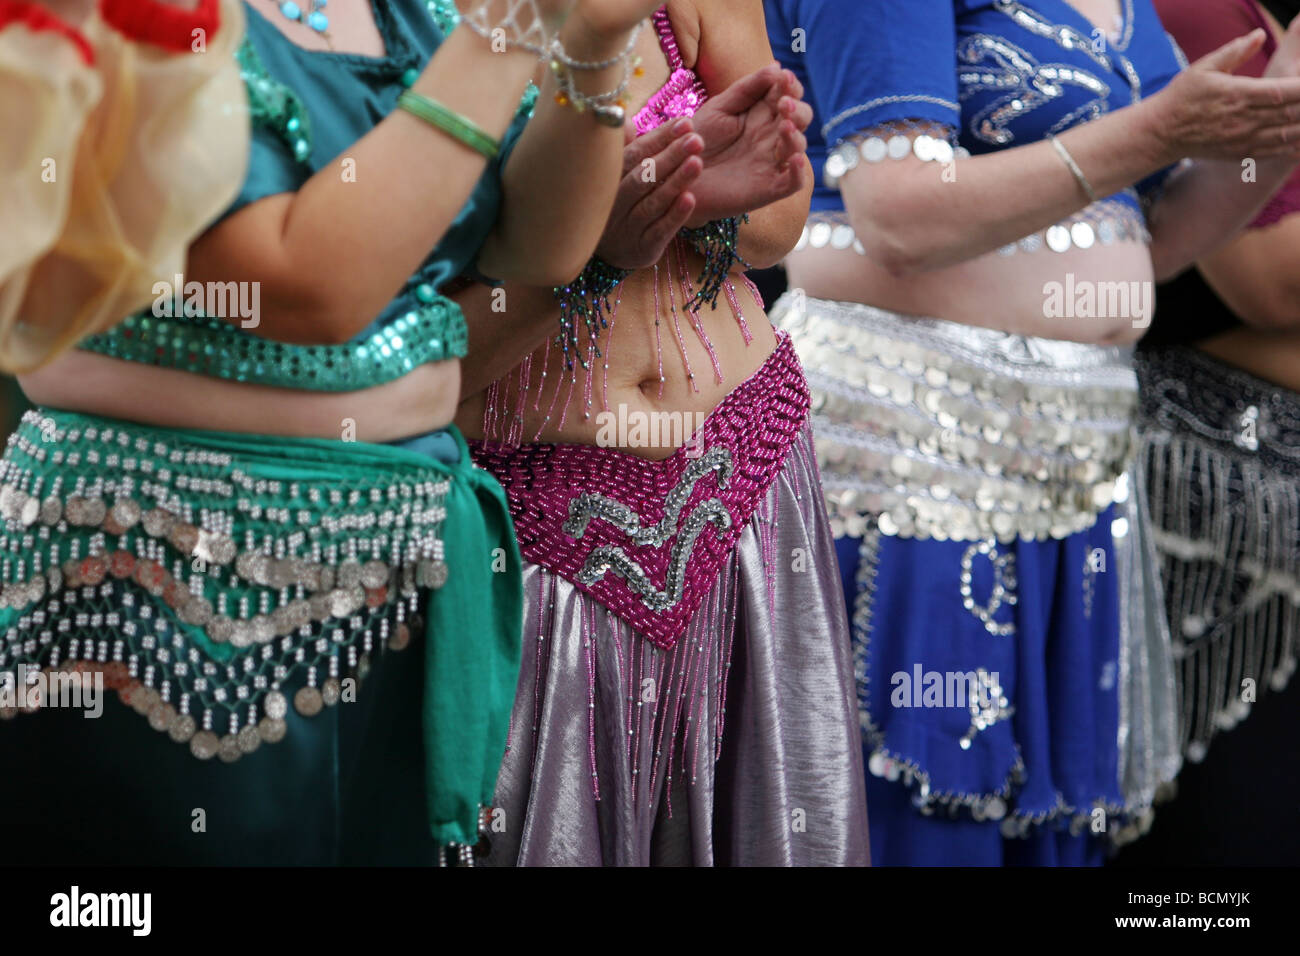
{"left": 471, "top": 335, "right": 809, "bottom": 650}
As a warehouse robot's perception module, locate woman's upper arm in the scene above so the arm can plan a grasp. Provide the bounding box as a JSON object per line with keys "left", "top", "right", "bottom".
{"left": 1198, "top": 213, "right": 1300, "bottom": 327}
{"left": 693, "top": 0, "right": 774, "bottom": 89}
{"left": 782, "top": 0, "right": 960, "bottom": 216}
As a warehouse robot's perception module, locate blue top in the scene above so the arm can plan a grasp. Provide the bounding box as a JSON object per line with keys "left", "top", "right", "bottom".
{"left": 765, "top": 0, "right": 1184, "bottom": 215}
{"left": 77, "top": 0, "right": 535, "bottom": 392}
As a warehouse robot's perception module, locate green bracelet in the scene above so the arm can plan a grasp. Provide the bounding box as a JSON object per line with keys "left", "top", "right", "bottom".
{"left": 397, "top": 89, "right": 500, "bottom": 160}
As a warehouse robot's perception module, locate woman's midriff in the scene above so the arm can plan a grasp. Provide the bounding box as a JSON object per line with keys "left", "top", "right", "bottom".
{"left": 455, "top": 247, "right": 776, "bottom": 462}
{"left": 785, "top": 236, "right": 1155, "bottom": 346}
{"left": 1196, "top": 327, "right": 1300, "bottom": 393}
{"left": 17, "top": 348, "right": 462, "bottom": 442}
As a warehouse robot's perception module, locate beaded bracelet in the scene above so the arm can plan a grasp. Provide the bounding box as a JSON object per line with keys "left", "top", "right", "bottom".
{"left": 460, "top": 0, "right": 553, "bottom": 58}
{"left": 397, "top": 90, "right": 500, "bottom": 160}
{"left": 549, "top": 24, "right": 644, "bottom": 128}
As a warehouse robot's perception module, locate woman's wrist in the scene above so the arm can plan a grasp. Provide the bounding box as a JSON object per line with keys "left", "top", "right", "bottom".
{"left": 1125, "top": 94, "right": 1186, "bottom": 175}
{"left": 548, "top": 12, "right": 644, "bottom": 124}
{"left": 559, "top": 10, "right": 639, "bottom": 59}
{"left": 565, "top": 1, "right": 647, "bottom": 46}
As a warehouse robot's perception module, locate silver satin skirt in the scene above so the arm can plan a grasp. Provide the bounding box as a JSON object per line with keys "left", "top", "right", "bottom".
{"left": 482, "top": 426, "right": 870, "bottom": 866}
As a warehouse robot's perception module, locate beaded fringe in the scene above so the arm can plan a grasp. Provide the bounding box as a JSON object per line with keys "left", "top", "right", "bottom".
{"left": 1142, "top": 432, "right": 1300, "bottom": 762}
{"left": 520, "top": 554, "right": 740, "bottom": 811}
{"left": 0, "top": 410, "right": 450, "bottom": 766}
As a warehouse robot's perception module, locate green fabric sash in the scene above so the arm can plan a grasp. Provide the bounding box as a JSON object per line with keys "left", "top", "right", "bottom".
{"left": 420, "top": 427, "right": 522, "bottom": 845}
{"left": 0, "top": 410, "right": 521, "bottom": 848}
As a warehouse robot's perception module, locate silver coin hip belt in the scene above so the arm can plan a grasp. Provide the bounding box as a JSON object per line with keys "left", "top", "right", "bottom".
{"left": 0, "top": 409, "right": 453, "bottom": 764}
{"left": 771, "top": 294, "right": 1138, "bottom": 541}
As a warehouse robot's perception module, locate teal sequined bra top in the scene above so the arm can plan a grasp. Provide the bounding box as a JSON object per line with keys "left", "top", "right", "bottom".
{"left": 78, "top": 0, "right": 536, "bottom": 392}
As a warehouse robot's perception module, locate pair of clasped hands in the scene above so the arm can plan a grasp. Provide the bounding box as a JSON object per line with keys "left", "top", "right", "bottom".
{"left": 539, "top": 0, "right": 814, "bottom": 270}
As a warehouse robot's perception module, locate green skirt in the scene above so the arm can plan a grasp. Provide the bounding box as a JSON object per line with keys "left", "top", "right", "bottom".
{"left": 0, "top": 409, "right": 522, "bottom": 862}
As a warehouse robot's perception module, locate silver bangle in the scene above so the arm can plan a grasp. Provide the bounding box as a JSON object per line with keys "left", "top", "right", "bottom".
{"left": 1048, "top": 134, "right": 1098, "bottom": 204}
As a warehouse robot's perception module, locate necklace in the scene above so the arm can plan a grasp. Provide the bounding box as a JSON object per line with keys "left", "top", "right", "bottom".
{"left": 274, "top": 0, "right": 335, "bottom": 50}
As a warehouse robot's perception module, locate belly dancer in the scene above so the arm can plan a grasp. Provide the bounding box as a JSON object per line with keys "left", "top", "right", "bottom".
{"left": 765, "top": 0, "right": 1300, "bottom": 864}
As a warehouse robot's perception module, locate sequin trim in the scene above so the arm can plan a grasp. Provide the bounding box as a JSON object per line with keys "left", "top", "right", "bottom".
{"left": 795, "top": 197, "right": 1149, "bottom": 259}
{"left": 821, "top": 94, "right": 961, "bottom": 143}
{"left": 78, "top": 299, "right": 468, "bottom": 391}
{"left": 471, "top": 335, "right": 810, "bottom": 649}
{"left": 235, "top": 33, "right": 313, "bottom": 164}
{"left": 959, "top": 32, "right": 1112, "bottom": 147}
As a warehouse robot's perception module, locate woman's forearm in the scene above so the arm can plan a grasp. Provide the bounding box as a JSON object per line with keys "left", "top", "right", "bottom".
{"left": 187, "top": 26, "right": 540, "bottom": 345}
{"left": 1195, "top": 214, "right": 1300, "bottom": 328}
{"left": 1147, "top": 154, "right": 1299, "bottom": 280}
{"left": 477, "top": 15, "right": 642, "bottom": 286}
{"left": 736, "top": 184, "right": 811, "bottom": 269}
{"left": 842, "top": 100, "right": 1178, "bottom": 276}
{"left": 456, "top": 281, "right": 559, "bottom": 399}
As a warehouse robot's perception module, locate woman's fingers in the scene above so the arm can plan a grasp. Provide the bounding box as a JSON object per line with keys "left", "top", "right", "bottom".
{"left": 779, "top": 94, "right": 814, "bottom": 132}
{"left": 621, "top": 117, "right": 693, "bottom": 175}
{"left": 640, "top": 191, "right": 698, "bottom": 252}
{"left": 780, "top": 68, "right": 805, "bottom": 103}
{"left": 1193, "top": 29, "right": 1267, "bottom": 75}
{"left": 1241, "top": 75, "right": 1300, "bottom": 108}
{"left": 633, "top": 153, "right": 704, "bottom": 224}
{"left": 775, "top": 122, "right": 807, "bottom": 162}
{"left": 708, "top": 63, "right": 783, "bottom": 118}
{"left": 1257, "top": 120, "right": 1300, "bottom": 149}
{"left": 620, "top": 129, "right": 701, "bottom": 198}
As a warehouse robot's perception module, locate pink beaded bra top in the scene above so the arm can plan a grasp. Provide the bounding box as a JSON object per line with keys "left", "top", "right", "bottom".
{"left": 632, "top": 6, "right": 707, "bottom": 135}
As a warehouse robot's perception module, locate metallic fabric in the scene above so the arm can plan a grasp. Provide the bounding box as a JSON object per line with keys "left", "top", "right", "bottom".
{"left": 483, "top": 425, "right": 869, "bottom": 866}
{"left": 1137, "top": 344, "right": 1300, "bottom": 763}
{"left": 771, "top": 293, "right": 1137, "bottom": 542}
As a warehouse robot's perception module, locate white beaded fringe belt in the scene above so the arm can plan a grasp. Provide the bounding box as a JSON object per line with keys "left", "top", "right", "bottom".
{"left": 771, "top": 293, "right": 1139, "bottom": 541}
{"left": 0, "top": 409, "right": 451, "bottom": 763}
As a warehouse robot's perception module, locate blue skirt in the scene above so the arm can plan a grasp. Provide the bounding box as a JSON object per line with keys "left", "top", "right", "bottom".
{"left": 770, "top": 292, "right": 1178, "bottom": 865}
{"left": 837, "top": 517, "right": 1121, "bottom": 865}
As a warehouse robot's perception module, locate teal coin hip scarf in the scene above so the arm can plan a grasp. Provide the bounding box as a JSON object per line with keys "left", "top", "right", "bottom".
{"left": 0, "top": 409, "right": 522, "bottom": 848}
